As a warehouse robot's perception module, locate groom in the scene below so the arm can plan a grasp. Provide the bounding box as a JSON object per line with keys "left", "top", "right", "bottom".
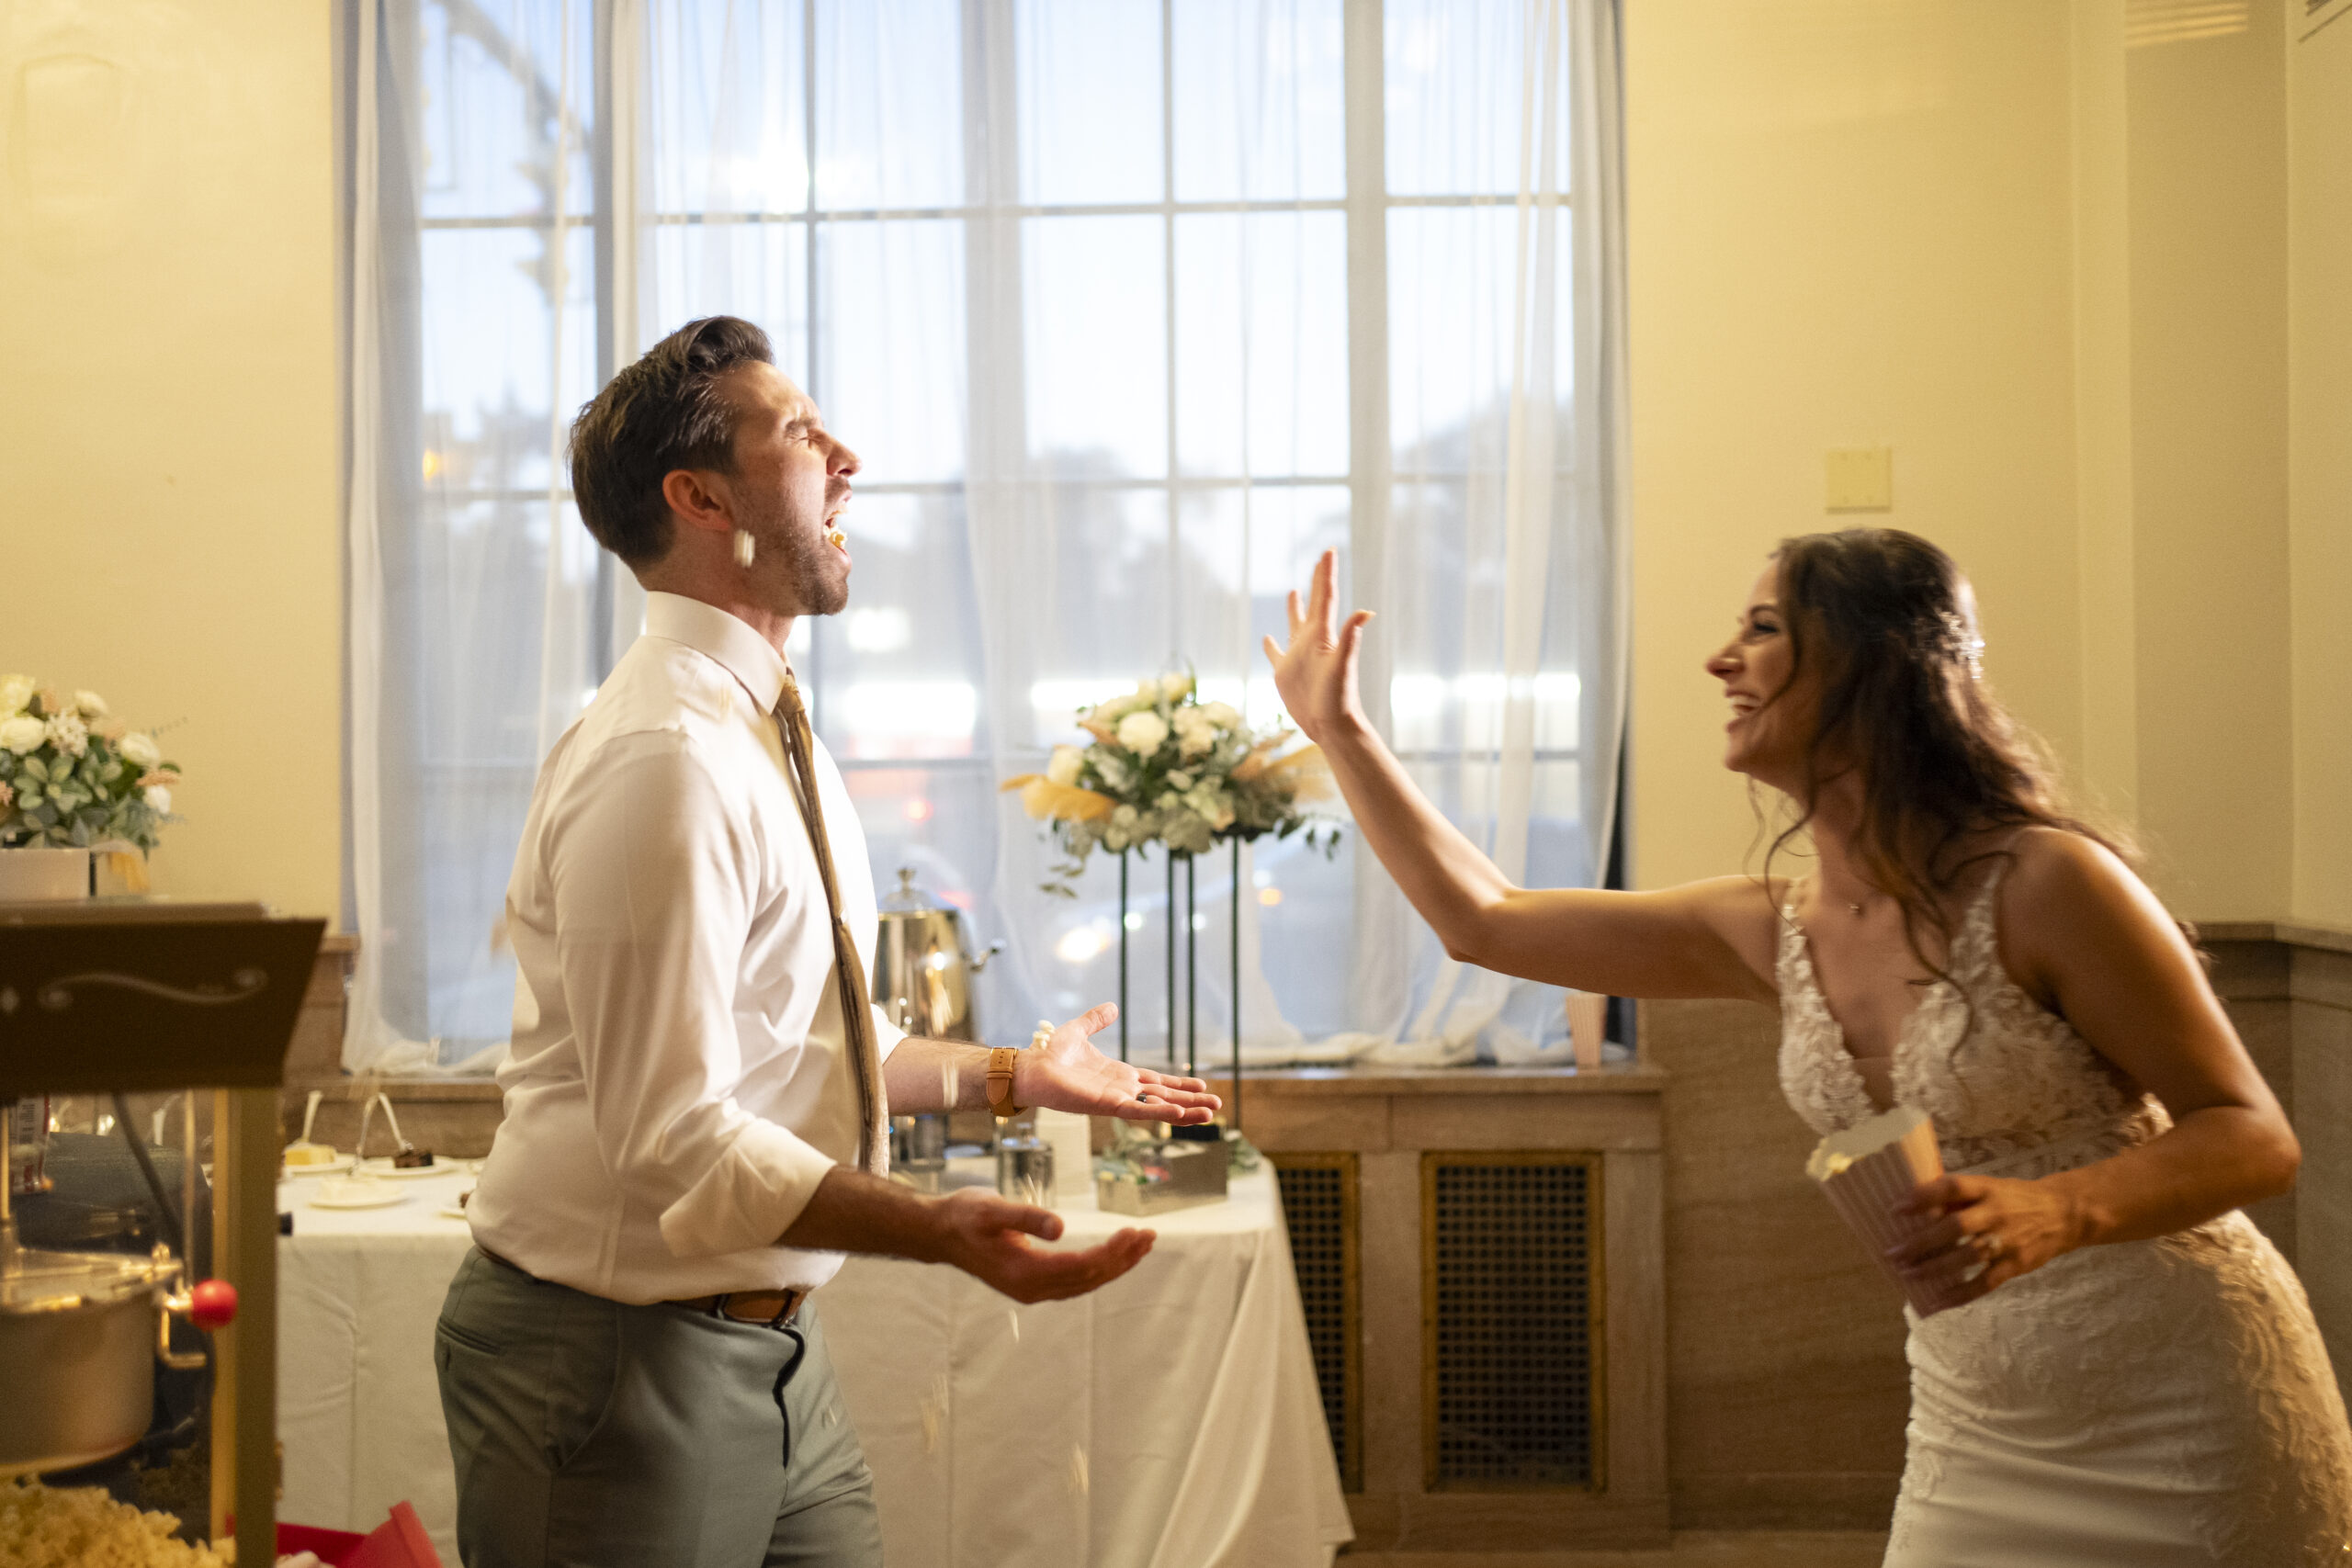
{"left": 437, "top": 315, "right": 1220, "bottom": 1567}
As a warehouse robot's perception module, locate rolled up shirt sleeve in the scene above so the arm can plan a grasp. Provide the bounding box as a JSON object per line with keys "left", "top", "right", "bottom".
{"left": 549, "top": 731, "right": 837, "bottom": 1258}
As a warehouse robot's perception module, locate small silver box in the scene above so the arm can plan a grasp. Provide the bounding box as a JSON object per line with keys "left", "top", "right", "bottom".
{"left": 1094, "top": 1136, "right": 1228, "bottom": 1216}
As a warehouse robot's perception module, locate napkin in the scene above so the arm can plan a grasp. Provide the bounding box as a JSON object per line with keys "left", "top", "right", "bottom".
{"left": 1805, "top": 1104, "right": 1982, "bottom": 1318}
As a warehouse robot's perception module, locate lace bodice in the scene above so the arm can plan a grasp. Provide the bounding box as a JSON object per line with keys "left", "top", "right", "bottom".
{"left": 1776, "top": 864, "right": 2167, "bottom": 1178}
{"left": 1776, "top": 861, "right": 2352, "bottom": 1564}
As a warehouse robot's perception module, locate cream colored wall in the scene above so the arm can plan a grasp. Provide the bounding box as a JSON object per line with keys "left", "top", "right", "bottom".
{"left": 2290, "top": 13, "right": 2352, "bottom": 929}
{"left": 0, "top": 3, "right": 340, "bottom": 919}
{"left": 2120, "top": 3, "right": 2292, "bottom": 920}
{"left": 1624, "top": 0, "right": 2085, "bottom": 893}
{"left": 1626, "top": 0, "right": 2310, "bottom": 926}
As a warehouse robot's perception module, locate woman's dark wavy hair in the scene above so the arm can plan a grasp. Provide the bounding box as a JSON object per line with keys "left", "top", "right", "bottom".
{"left": 1758, "top": 527, "right": 2143, "bottom": 990}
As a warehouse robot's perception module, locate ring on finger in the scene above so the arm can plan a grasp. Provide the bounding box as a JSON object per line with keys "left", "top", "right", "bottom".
{"left": 1971, "top": 1229, "right": 2007, "bottom": 1259}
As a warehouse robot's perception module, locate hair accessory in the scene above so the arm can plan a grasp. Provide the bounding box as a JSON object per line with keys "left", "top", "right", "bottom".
{"left": 733, "top": 529, "right": 757, "bottom": 568}
{"left": 1936, "top": 611, "right": 1985, "bottom": 680}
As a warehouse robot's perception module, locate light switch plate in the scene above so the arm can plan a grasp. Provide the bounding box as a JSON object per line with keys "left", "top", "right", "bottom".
{"left": 1826, "top": 446, "right": 1893, "bottom": 512}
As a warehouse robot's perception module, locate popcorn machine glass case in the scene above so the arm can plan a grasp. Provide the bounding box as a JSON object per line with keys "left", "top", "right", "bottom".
{"left": 0, "top": 900, "right": 324, "bottom": 1564}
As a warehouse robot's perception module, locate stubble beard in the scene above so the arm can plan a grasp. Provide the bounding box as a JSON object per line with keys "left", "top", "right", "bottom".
{"left": 746, "top": 493, "right": 847, "bottom": 618}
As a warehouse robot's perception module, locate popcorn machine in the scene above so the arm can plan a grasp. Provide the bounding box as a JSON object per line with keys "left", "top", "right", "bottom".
{"left": 0, "top": 900, "right": 324, "bottom": 1563}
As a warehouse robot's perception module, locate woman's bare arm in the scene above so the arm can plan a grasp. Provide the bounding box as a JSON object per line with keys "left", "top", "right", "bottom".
{"left": 2008, "top": 829, "right": 2299, "bottom": 1241}
{"left": 1266, "top": 549, "right": 1777, "bottom": 1003}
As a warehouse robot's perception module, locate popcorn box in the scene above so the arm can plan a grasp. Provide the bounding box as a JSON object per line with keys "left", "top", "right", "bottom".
{"left": 1805, "top": 1104, "right": 1982, "bottom": 1318}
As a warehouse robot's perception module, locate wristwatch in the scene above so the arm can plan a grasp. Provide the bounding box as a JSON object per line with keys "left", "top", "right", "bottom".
{"left": 986, "top": 1047, "right": 1023, "bottom": 1118}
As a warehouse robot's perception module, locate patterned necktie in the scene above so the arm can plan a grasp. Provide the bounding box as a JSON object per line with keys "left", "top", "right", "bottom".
{"left": 774, "top": 672, "right": 888, "bottom": 1178}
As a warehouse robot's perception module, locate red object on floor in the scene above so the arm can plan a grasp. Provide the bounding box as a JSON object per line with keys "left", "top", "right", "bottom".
{"left": 235, "top": 1503, "right": 443, "bottom": 1568}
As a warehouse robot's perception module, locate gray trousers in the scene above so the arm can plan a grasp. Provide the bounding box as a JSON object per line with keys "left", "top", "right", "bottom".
{"left": 434, "top": 1248, "right": 883, "bottom": 1568}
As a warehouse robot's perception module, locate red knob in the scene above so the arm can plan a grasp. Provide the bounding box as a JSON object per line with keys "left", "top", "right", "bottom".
{"left": 188, "top": 1279, "right": 238, "bottom": 1331}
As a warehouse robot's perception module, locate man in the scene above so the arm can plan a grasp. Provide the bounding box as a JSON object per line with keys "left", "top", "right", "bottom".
{"left": 436, "top": 315, "right": 1220, "bottom": 1567}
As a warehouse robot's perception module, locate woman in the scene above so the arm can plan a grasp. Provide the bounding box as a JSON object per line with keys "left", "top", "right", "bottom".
{"left": 1264, "top": 529, "right": 2352, "bottom": 1564}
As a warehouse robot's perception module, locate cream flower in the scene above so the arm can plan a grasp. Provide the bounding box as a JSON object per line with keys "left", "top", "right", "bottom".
{"left": 1159, "top": 672, "right": 1194, "bottom": 703}
{"left": 1132, "top": 678, "right": 1162, "bottom": 704}
{"left": 1046, "top": 744, "right": 1084, "bottom": 786}
{"left": 0, "top": 674, "right": 32, "bottom": 716}
{"left": 1115, "top": 710, "right": 1170, "bottom": 755}
{"left": 74, "top": 690, "right": 107, "bottom": 718}
{"left": 45, "top": 713, "right": 89, "bottom": 757}
{"left": 1200, "top": 701, "right": 1241, "bottom": 730}
{"left": 1, "top": 715, "right": 47, "bottom": 753}
{"left": 145, "top": 785, "right": 173, "bottom": 814}
{"left": 1171, "top": 708, "right": 1216, "bottom": 759}
{"left": 119, "top": 732, "right": 163, "bottom": 770}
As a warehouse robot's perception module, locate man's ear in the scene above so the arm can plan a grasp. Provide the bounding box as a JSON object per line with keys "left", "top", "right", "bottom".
{"left": 661, "top": 468, "right": 733, "bottom": 538}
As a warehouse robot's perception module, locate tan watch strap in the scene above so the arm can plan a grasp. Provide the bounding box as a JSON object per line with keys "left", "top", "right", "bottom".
{"left": 987, "top": 1047, "right": 1023, "bottom": 1117}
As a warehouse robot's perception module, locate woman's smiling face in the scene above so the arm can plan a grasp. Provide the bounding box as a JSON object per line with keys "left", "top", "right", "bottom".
{"left": 1703, "top": 560, "right": 1812, "bottom": 789}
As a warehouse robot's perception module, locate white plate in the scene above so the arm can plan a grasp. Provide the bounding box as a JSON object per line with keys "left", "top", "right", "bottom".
{"left": 354, "top": 1156, "right": 461, "bottom": 1180}
{"left": 280, "top": 1153, "right": 355, "bottom": 1179}
{"left": 308, "top": 1181, "right": 409, "bottom": 1211}
{"left": 437, "top": 1204, "right": 471, "bottom": 1221}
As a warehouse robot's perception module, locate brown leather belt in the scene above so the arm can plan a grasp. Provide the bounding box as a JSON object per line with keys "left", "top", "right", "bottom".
{"left": 476, "top": 1247, "right": 807, "bottom": 1327}
{"left": 670, "top": 1287, "right": 808, "bottom": 1327}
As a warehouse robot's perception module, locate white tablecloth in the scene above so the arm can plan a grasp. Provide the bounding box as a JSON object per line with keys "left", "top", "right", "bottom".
{"left": 276, "top": 1162, "right": 1351, "bottom": 1567}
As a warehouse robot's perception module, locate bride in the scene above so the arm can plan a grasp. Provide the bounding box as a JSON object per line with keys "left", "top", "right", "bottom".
{"left": 1265, "top": 529, "right": 2352, "bottom": 1563}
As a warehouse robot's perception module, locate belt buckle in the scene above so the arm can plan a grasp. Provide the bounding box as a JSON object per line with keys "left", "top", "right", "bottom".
{"left": 715, "top": 1289, "right": 801, "bottom": 1328}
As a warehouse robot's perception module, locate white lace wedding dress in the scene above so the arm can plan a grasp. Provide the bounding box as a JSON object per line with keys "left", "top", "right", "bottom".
{"left": 1777, "top": 870, "right": 2352, "bottom": 1564}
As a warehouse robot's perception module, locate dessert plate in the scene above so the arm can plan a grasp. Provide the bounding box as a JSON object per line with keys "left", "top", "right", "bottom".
{"left": 309, "top": 1179, "right": 408, "bottom": 1210}
{"left": 280, "top": 1153, "right": 356, "bottom": 1179}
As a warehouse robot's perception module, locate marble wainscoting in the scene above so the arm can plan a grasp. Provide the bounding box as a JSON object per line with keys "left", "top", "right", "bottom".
{"left": 1637, "top": 998, "right": 1908, "bottom": 1531}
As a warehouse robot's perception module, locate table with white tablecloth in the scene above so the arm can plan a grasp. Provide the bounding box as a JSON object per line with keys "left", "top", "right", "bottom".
{"left": 276, "top": 1159, "right": 1351, "bottom": 1567}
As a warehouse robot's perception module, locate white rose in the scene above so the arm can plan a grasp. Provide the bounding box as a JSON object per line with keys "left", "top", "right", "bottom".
{"left": 44, "top": 713, "right": 88, "bottom": 757}
{"left": 1200, "top": 702, "right": 1241, "bottom": 730}
{"left": 1116, "top": 710, "right": 1170, "bottom": 755}
{"left": 1046, "top": 745, "right": 1084, "bottom": 786}
{"left": 0, "top": 716, "right": 44, "bottom": 752}
{"left": 0, "top": 674, "right": 32, "bottom": 716}
{"left": 1172, "top": 709, "right": 1216, "bottom": 759}
{"left": 1133, "top": 678, "right": 1162, "bottom": 704}
{"left": 145, "top": 785, "right": 173, "bottom": 814}
{"left": 1160, "top": 672, "right": 1194, "bottom": 702}
{"left": 74, "top": 690, "right": 107, "bottom": 718}
{"left": 119, "top": 732, "right": 162, "bottom": 770}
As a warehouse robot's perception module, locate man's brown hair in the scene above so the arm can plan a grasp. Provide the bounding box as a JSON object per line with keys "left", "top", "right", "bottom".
{"left": 569, "top": 315, "right": 775, "bottom": 567}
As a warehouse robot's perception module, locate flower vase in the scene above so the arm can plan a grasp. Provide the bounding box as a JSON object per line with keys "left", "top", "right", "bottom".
{"left": 1114, "top": 840, "right": 1245, "bottom": 1128}
{"left": 0, "top": 846, "right": 93, "bottom": 902}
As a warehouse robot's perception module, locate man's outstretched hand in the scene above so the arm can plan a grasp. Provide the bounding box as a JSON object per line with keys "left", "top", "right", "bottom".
{"left": 1013, "top": 1003, "right": 1222, "bottom": 1124}
{"left": 932, "top": 1188, "right": 1156, "bottom": 1303}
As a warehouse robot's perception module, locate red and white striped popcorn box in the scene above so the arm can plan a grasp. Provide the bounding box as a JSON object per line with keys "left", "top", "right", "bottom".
{"left": 1805, "top": 1105, "right": 1982, "bottom": 1318}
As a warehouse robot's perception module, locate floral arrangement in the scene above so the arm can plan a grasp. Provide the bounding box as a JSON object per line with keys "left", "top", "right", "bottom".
{"left": 0, "top": 675, "right": 179, "bottom": 867}
{"left": 1001, "top": 671, "right": 1338, "bottom": 896}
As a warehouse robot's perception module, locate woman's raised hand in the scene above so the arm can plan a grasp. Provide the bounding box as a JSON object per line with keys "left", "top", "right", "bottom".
{"left": 1261, "top": 547, "right": 1374, "bottom": 745}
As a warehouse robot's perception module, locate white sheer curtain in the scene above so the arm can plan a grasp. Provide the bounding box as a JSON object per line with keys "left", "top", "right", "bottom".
{"left": 345, "top": 0, "right": 1624, "bottom": 1075}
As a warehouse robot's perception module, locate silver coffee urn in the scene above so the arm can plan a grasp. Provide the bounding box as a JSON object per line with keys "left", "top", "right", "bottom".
{"left": 873, "top": 868, "right": 1003, "bottom": 1190}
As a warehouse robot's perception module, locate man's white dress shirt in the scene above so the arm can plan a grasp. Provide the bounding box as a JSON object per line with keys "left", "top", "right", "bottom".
{"left": 469, "top": 592, "right": 903, "bottom": 1304}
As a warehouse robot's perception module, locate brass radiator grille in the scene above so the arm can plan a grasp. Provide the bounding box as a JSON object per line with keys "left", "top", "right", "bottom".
{"left": 1271, "top": 1153, "right": 1363, "bottom": 1492}
{"left": 1423, "top": 1152, "right": 1602, "bottom": 1490}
